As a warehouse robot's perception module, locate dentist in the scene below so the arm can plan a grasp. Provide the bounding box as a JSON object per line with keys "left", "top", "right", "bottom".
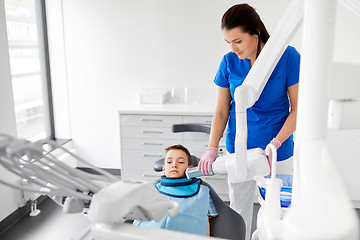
{"left": 198, "top": 4, "right": 300, "bottom": 240}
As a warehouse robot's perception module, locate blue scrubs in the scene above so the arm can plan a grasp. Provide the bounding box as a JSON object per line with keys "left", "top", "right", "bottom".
{"left": 214, "top": 46, "right": 300, "bottom": 161}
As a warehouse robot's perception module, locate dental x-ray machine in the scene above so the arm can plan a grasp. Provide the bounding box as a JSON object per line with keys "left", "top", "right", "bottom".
{"left": 0, "top": 0, "right": 359, "bottom": 239}
{"left": 188, "top": 0, "right": 360, "bottom": 239}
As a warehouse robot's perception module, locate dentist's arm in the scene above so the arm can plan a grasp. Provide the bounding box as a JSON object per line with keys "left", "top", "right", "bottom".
{"left": 199, "top": 87, "right": 231, "bottom": 174}
{"left": 264, "top": 83, "right": 298, "bottom": 171}
{"left": 275, "top": 83, "right": 298, "bottom": 143}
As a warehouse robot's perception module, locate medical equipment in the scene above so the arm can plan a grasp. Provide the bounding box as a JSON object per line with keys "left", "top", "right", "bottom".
{"left": 255, "top": 174, "right": 293, "bottom": 209}
{"left": 328, "top": 99, "right": 360, "bottom": 129}
{"left": 191, "top": 0, "right": 360, "bottom": 239}
{"left": 235, "top": 0, "right": 359, "bottom": 239}
{"left": 0, "top": 134, "right": 193, "bottom": 240}
{"left": 187, "top": 148, "right": 270, "bottom": 182}
{"left": 251, "top": 143, "right": 289, "bottom": 240}
{"left": 176, "top": 122, "right": 271, "bottom": 181}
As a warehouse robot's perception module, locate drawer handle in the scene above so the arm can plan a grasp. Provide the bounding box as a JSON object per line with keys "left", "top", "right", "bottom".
{"left": 142, "top": 142, "right": 163, "bottom": 146}
{"left": 201, "top": 177, "right": 226, "bottom": 180}
{"left": 141, "top": 118, "right": 163, "bottom": 122}
{"left": 142, "top": 174, "right": 161, "bottom": 177}
{"left": 142, "top": 130, "right": 163, "bottom": 134}
{"left": 142, "top": 154, "right": 163, "bottom": 158}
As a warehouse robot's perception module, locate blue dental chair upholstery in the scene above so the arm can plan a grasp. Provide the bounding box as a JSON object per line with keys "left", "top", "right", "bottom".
{"left": 202, "top": 180, "right": 245, "bottom": 240}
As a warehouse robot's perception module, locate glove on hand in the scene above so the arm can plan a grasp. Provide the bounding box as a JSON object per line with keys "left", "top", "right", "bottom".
{"left": 198, "top": 147, "right": 218, "bottom": 175}
{"left": 262, "top": 138, "right": 282, "bottom": 173}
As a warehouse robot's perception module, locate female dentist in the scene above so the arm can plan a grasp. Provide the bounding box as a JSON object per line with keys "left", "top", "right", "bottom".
{"left": 198, "top": 3, "right": 300, "bottom": 240}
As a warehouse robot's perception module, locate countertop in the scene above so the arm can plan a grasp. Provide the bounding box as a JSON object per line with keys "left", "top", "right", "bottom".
{"left": 118, "top": 102, "right": 216, "bottom": 116}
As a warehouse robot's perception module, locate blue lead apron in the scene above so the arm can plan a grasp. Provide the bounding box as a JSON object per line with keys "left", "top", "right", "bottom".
{"left": 133, "top": 176, "right": 209, "bottom": 236}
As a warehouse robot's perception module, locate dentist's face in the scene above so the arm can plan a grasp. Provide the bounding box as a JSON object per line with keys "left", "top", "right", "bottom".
{"left": 163, "top": 149, "right": 189, "bottom": 178}
{"left": 223, "top": 27, "right": 259, "bottom": 62}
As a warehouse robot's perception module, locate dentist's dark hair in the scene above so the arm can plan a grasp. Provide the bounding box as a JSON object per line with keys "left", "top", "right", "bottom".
{"left": 221, "top": 3, "right": 270, "bottom": 57}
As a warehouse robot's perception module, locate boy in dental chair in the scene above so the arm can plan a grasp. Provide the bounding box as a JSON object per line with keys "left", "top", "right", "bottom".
{"left": 133, "top": 144, "right": 217, "bottom": 236}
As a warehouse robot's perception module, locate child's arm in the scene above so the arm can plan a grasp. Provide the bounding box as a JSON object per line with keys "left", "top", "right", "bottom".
{"left": 206, "top": 217, "right": 210, "bottom": 236}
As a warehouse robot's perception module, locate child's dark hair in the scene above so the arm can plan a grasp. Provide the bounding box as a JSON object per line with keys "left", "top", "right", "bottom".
{"left": 165, "top": 145, "right": 192, "bottom": 165}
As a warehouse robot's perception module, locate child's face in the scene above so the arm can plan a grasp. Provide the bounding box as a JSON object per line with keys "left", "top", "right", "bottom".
{"left": 163, "top": 149, "right": 189, "bottom": 178}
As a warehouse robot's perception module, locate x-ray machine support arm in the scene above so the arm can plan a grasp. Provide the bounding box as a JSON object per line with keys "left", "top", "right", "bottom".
{"left": 233, "top": 0, "right": 304, "bottom": 180}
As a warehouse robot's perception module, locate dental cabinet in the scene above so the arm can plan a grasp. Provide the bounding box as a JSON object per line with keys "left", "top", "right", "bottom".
{"left": 119, "top": 103, "right": 229, "bottom": 201}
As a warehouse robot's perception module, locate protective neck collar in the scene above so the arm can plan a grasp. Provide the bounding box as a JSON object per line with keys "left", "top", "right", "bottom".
{"left": 156, "top": 176, "right": 201, "bottom": 198}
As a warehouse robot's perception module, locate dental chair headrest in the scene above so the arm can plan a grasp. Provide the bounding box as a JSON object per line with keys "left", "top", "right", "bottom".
{"left": 153, "top": 155, "right": 200, "bottom": 172}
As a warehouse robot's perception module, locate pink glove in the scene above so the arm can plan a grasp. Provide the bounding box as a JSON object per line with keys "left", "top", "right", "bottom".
{"left": 262, "top": 138, "right": 282, "bottom": 173}
{"left": 198, "top": 147, "right": 218, "bottom": 175}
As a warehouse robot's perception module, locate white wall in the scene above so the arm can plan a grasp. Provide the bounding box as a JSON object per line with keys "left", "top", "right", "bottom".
{"left": 333, "top": 1, "right": 360, "bottom": 64}
{"left": 327, "top": 2, "right": 360, "bottom": 206}
{"left": 47, "top": 0, "right": 300, "bottom": 169}
{"left": 0, "top": 0, "right": 23, "bottom": 221}
{"left": 45, "top": 0, "right": 360, "bottom": 203}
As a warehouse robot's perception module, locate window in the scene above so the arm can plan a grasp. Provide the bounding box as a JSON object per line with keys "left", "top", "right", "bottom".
{"left": 4, "top": 0, "right": 54, "bottom": 141}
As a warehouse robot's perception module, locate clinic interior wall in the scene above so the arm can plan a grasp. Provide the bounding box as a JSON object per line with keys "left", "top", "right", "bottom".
{"left": 46, "top": 0, "right": 360, "bottom": 203}
{"left": 49, "top": 0, "right": 301, "bottom": 169}
{"left": 326, "top": 2, "right": 360, "bottom": 205}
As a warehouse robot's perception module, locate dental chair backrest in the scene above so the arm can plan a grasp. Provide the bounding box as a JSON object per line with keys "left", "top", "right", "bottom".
{"left": 154, "top": 123, "right": 207, "bottom": 170}
{"left": 154, "top": 154, "right": 200, "bottom": 171}
{"left": 203, "top": 180, "right": 246, "bottom": 240}
{"left": 153, "top": 123, "right": 245, "bottom": 240}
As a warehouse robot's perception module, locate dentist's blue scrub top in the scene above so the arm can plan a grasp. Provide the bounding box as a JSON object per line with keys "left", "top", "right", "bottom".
{"left": 214, "top": 46, "right": 300, "bottom": 161}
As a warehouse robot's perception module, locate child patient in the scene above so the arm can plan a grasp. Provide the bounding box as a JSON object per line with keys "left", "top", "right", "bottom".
{"left": 133, "top": 144, "right": 215, "bottom": 236}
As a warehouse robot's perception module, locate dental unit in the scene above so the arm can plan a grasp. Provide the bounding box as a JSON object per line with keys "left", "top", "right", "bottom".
{"left": 0, "top": 134, "right": 190, "bottom": 240}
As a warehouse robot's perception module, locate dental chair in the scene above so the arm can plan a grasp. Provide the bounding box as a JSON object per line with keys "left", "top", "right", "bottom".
{"left": 154, "top": 156, "right": 245, "bottom": 240}
{"left": 153, "top": 123, "right": 246, "bottom": 240}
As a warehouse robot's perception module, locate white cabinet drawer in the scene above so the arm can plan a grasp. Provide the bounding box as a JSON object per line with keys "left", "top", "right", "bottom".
{"left": 122, "top": 149, "right": 164, "bottom": 171}
{"left": 119, "top": 112, "right": 230, "bottom": 201}
{"left": 183, "top": 140, "right": 209, "bottom": 152}
{"left": 121, "top": 169, "right": 162, "bottom": 183}
{"left": 121, "top": 126, "right": 179, "bottom": 139}
{"left": 201, "top": 176, "right": 228, "bottom": 195}
{"left": 203, "top": 176, "right": 229, "bottom": 201}
{"left": 182, "top": 131, "right": 209, "bottom": 141}
{"left": 183, "top": 116, "right": 213, "bottom": 124}
{"left": 183, "top": 138, "right": 226, "bottom": 149}
{"left": 181, "top": 116, "right": 212, "bottom": 141}
{"left": 122, "top": 138, "right": 182, "bottom": 151}
{"left": 181, "top": 116, "right": 228, "bottom": 141}
{"left": 120, "top": 114, "right": 182, "bottom": 127}
{"left": 182, "top": 131, "right": 227, "bottom": 141}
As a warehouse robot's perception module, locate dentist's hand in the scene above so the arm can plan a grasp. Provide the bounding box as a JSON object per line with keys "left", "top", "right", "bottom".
{"left": 198, "top": 147, "right": 218, "bottom": 175}
{"left": 262, "top": 138, "right": 282, "bottom": 173}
